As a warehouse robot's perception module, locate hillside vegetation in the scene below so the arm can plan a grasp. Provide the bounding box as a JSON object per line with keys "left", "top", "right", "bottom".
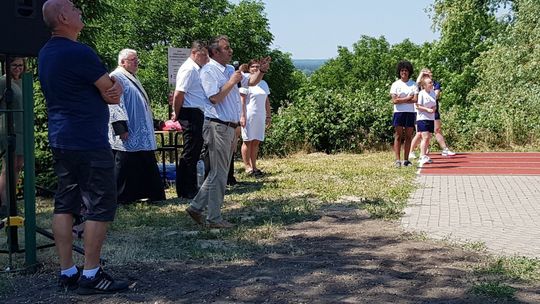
{"left": 28, "top": 0, "right": 540, "bottom": 186}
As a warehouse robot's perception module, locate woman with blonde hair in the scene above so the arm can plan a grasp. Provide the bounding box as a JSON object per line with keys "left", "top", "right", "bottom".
{"left": 409, "top": 68, "right": 455, "bottom": 159}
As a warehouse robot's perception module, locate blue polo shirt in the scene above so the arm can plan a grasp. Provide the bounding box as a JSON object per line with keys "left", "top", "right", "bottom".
{"left": 38, "top": 37, "right": 110, "bottom": 150}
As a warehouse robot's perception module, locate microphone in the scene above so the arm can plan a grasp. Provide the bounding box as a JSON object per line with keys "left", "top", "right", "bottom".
{"left": 232, "top": 61, "right": 242, "bottom": 88}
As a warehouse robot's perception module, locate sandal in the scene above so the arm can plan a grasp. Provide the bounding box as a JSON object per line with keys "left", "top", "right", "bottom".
{"left": 252, "top": 169, "right": 264, "bottom": 177}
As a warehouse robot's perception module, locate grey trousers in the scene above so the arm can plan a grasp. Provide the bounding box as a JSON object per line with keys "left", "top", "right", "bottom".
{"left": 190, "top": 120, "right": 234, "bottom": 223}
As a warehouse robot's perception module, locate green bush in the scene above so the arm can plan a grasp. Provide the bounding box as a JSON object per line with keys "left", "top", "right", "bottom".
{"left": 264, "top": 86, "right": 393, "bottom": 155}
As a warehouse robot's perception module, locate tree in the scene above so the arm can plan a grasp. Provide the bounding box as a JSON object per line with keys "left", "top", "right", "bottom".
{"left": 466, "top": 0, "right": 540, "bottom": 147}
{"left": 310, "top": 36, "right": 397, "bottom": 91}
{"left": 90, "top": 0, "right": 291, "bottom": 119}
{"left": 263, "top": 49, "right": 302, "bottom": 110}
{"left": 218, "top": 0, "right": 273, "bottom": 63}
{"left": 309, "top": 36, "right": 423, "bottom": 93}
{"left": 428, "top": 0, "right": 510, "bottom": 106}
{"left": 32, "top": 0, "right": 298, "bottom": 185}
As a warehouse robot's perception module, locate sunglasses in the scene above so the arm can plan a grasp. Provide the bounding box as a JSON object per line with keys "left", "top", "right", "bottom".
{"left": 11, "top": 64, "right": 24, "bottom": 68}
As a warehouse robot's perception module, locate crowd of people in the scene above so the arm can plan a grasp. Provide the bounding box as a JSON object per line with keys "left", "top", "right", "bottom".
{"left": 390, "top": 60, "right": 455, "bottom": 168}
{"left": 0, "top": 0, "right": 458, "bottom": 296}
{"left": 27, "top": 0, "right": 273, "bottom": 295}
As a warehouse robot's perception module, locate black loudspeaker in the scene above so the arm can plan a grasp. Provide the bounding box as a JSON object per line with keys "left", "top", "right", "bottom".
{"left": 0, "top": 0, "right": 51, "bottom": 57}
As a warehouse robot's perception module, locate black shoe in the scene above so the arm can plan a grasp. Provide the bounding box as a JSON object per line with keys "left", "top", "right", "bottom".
{"left": 58, "top": 267, "right": 81, "bottom": 291}
{"left": 76, "top": 268, "right": 129, "bottom": 295}
{"left": 251, "top": 169, "right": 264, "bottom": 177}
{"left": 227, "top": 176, "right": 237, "bottom": 186}
{"left": 403, "top": 160, "right": 413, "bottom": 167}
{"left": 179, "top": 192, "right": 197, "bottom": 199}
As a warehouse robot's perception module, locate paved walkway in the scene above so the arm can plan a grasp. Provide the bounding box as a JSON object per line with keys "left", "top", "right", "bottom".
{"left": 401, "top": 175, "right": 540, "bottom": 257}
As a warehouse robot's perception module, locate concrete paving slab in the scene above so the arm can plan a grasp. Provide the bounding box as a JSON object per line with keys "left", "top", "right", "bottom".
{"left": 402, "top": 175, "right": 540, "bottom": 258}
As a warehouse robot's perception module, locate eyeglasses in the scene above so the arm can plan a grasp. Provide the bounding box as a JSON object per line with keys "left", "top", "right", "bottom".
{"left": 10, "top": 64, "right": 23, "bottom": 68}
{"left": 125, "top": 58, "right": 139, "bottom": 63}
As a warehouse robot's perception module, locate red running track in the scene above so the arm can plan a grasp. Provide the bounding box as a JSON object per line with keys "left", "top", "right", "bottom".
{"left": 419, "top": 152, "right": 540, "bottom": 175}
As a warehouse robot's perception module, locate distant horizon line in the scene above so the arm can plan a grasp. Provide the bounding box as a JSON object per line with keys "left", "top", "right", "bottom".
{"left": 292, "top": 58, "right": 330, "bottom": 61}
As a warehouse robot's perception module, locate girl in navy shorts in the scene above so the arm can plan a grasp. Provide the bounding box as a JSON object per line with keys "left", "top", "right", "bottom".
{"left": 415, "top": 77, "right": 437, "bottom": 166}
{"left": 410, "top": 68, "right": 455, "bottom": 158}
{"left": 390, "top": 60, "right": 418, "bottom": 167}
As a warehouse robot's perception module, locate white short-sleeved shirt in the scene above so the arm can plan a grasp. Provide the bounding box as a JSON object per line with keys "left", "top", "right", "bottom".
{"left": 175, "top": 57, "right": 206, "bottom": 110}
{"left": 416, "top": 89, "right": 437, "bottom": 121}
{"left": 200, "top": 58, "right": 249, "bottom": 122}
{"left": 390, "top": 79, "right": 418, "bottom": 113}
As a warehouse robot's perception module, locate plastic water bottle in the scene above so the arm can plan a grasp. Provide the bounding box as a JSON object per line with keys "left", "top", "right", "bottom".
{"left": 196, "top": 160, "right": 205, "bottom": 188}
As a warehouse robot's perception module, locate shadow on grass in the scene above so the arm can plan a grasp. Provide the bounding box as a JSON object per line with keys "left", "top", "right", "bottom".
{"left": 225, "top": 180, "right": 265, "bottom": 195}
{"left": 3, "top": 217, "right": 510, "bottom": 303}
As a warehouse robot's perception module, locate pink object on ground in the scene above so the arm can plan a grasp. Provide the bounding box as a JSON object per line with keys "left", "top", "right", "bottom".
{"left": 162, "top": 120, "right": 182, "bottom": 131}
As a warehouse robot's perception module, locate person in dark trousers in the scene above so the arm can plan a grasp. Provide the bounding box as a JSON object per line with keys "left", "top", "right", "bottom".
{"left": 108, "top": 48, "right": 165, "bottom": 204}
{"left": 173, "top": 41, "right": 209, "bottom": 199}
{"left": 185, "top": 35, "right": 269, "bottom": 228}
{"left": 39, "top": 0, "right": 129, "bottom": 294}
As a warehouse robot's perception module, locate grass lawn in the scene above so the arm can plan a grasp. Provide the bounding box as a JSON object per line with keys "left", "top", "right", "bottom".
{"left": 1, "top": 152, "right": 539, "bottom": 300}
{"left": 30, "top": 152, "right": 417, "bottom": 264}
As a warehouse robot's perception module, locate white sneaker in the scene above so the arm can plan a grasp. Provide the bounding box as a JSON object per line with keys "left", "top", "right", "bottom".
{"left": 442, "top": 148, "right": 456, "bottom": 156}
{"left": 408, "top": 152, "right": 417, "bottom": 160}
{"left": 418, "top": 155, "right": 433, "bottom": 167}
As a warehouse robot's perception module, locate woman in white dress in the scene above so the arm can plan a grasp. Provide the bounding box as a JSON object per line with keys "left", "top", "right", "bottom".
{"left": 240, "top": 60, "right": 271, "bottom": 176}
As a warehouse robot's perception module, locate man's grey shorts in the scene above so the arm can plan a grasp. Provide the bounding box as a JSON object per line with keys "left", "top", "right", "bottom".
{"left": 52, "top": 148, "right": 117, "bottom": 222}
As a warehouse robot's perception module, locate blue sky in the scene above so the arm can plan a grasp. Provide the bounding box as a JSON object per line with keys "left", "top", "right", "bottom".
{"left": 231, "top": 0, "right": 439, "bottom": 59}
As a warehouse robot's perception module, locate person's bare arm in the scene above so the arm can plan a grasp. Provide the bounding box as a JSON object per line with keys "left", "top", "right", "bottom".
{"left": 248, "top": 56, "right": 271, "bottom": 86}
{"left": 391, "top": 94, "right": 414, "bottom": 104}
{"left": 415, "top": 103, "right": 434, "bottom": 113}
{"left": 173, "top": 90, "right": 185, "bottom": 121}
{"left": 265, "top": 96, "right": 271, "bottom": 128}
{"left": 209, "top": 71, "right": 242, "bottom": 104}
{"left": 95, "top": 74, "right": 122, "bottom": 104}
{"left": 240, "top": 93, "right": 247, "bottom": 127}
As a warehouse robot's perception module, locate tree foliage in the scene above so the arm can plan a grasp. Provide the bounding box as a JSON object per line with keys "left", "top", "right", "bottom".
{"left": 428, "top": 0, "right": 510, "bottom": 106}
{"left": 466, "top": 0, "right": 540, "bottom": 148}
{"left": 31, "top": 0, "right": 540, "bottom": 173}
{"left": 263, "top": 0, "right": 540, "bottom": 156}
{"left": 263, "top": 36, "right": 424, "bottom": 155}
{"left": 32, "top": 0, "right": 298, "bottom": 186}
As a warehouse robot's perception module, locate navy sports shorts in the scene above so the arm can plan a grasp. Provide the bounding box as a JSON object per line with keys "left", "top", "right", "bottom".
{"left": 392, "top": 112, "right": 416, "bottom": 128}
{"left": 435, "top": 110, "right": 441, "bottom": 120}
{"left": 417, "top": 120, "right": 435, "bottom": 133}
{"left": 52, "top": 148, "right": 117, "bottom": 222}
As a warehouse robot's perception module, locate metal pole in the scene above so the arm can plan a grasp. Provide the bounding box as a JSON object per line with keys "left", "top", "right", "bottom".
{"left": 22, "top": 72, "right": 36, "bottom": 267}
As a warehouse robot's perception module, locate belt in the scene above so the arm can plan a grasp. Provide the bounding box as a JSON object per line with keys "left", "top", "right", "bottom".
{"left": 205, "top": 117, "right": 239, "bottom": 129}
